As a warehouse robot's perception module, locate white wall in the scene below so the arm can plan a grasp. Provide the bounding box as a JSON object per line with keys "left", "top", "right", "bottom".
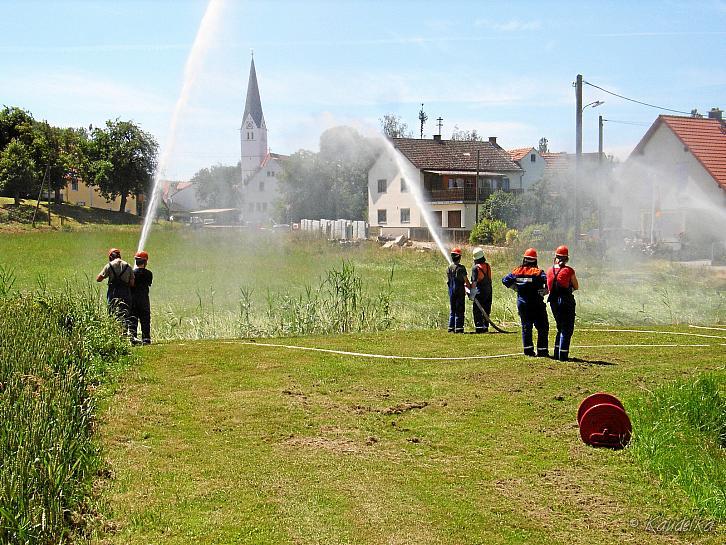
{"left": 368, "top": 153, "right": 422, "bottom": 229}
{"left": 622, "top": 123, "right": 726, "bottom": 240}
{"left": 240, "top": 113, "right": 268, "bottom": 182}
{"left": 244, "top": 157, "right": 283, "bottom": 224}
{"left": 517, "top": 148, "right": 545, "bottom": 190}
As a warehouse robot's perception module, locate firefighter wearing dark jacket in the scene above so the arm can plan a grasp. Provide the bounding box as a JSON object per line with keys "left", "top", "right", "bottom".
{"left": 447, "top": 247, "right": 470, "bottom": 333}
{"left": 470, "top": 247, "right": 492, "bottom": 333}
{"left": 546, "top": 245, "right": 579, "bottom": 361}
{"left": 129, "top": 250, "right": 153, "bottom": 345}
{"left": 502, "top": 248, "right": 549, "bottom": 356}
{"left": 96, "top": 248, "right": 135, "bottom": 331}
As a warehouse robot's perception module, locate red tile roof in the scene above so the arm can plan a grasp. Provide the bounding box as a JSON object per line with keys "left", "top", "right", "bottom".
{"left": 632, "top": 115, "right": 726, "bottom": 191}
{"left": 392, "top": 138, "right": 522, "bottom": 172}
{"left": 508, "top": 147, "right": 535, "bottom": 162}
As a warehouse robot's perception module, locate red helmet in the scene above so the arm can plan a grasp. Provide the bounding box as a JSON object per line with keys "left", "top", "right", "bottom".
{"left": 450, "top": 247, "right": 462, "bottom": 256}
{"left": 555, "top": 245, "right": 569, "bottom": 258}
{"left": 134, "top": 251, "right": 149, "bottom": 261}
{"left": 523, "top": 248, "right": 538, "bottom": 260}
{"left": 108, "top": 248, "right": 121, "bottom": 259}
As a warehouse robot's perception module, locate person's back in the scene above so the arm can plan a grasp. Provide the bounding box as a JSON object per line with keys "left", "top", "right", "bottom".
{"left": 447, "top": 248, "right": 469, "bottom": 333}
{"left": 130, "top": 251, "right": 153, "bottom": 345}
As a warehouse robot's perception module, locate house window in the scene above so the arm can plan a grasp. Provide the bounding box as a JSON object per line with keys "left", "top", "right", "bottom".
{"left": 71, "top": 180, "right": 78, "bottom": 191}
{"left": 400, "top": 208, "right": 410, "bottom": 224}
{"left": 259, "top": 181, "right": 265, "bottom": 191}
{"left": 377, "top": 209, "right": 387, "bottom": 224}
{"left": 377, "top": 179, "right": 387, "bottom": 193}
{"left": 401, "top": 178, "right": 408, "bottom": 192}
{"left": 530, "top": 154, "right": 536, "bottom": 162}
{"left": 502, "top": 177, "right": 510, "bottom": 191}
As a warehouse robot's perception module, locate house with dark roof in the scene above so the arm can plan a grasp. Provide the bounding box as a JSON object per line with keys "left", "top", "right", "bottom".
{"left": 368, "top": 135, "right": 523, "bottom": 238}
{"left": 621, "top": 110, "right": 726, "bottom": 246}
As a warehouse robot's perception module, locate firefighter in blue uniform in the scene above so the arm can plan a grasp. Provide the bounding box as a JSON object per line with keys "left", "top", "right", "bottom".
{"left": 447, "top": 247, "right": 470, "bottom": 333}
{"left": 470, "top": 247, "right": 492, "bottom": 333}
{"left": 546, "top": 245, "right": 579, "bottom": 361}
{"left": 502, "top": 247, "right": 549, "bottom": 356}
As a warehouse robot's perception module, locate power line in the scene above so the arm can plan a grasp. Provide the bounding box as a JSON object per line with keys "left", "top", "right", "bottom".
{"left": 602, "top": 119, "right": 651, "bottom": 126}
{"left": 583, "top": 80, "right": 692, "bottom": 115}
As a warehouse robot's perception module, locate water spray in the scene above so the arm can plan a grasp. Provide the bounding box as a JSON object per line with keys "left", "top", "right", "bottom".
{"left": 380, "top": 138, "right": 508, "bottom": 333}
{"left": 137, "top": 0, "right": 226, "bottom": 252}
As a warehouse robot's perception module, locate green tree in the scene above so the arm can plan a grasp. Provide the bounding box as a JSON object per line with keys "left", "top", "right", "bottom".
{"left": 279, "top": 126, "right": 379, "bottom": 221}
{"left": 481, "top": 190, "right": 520, "bottom": 226}
{"left": 0, "top": 106, "right": 34, "bottom": 150}
{"left": 0, "top": 140, "right": 36, "bottom": 204}
{"left": 451, "top": 125, "right": 484, "bottom": 141}
{"left": 85, "top": 120, "right": 158, "bottom": 213}
{"left": 379, "top": 114, "right": 411, "bottom": 138}
{"left": 538, "top": 137, "right": 549, "bottom": 153}
{"left": 193, "top": 164, "right": 241, "bottom": 208}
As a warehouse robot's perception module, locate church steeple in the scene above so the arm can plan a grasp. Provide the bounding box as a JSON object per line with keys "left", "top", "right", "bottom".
{"left": 241, "top": 55, "right": 265, "bottom": 130}
{"left": 240, "top": 53, "right": 268, "bottom": 182}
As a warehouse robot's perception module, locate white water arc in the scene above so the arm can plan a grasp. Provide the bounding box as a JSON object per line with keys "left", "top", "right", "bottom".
{"left": 380, "top": 138, "right": 453, "bottom": 265}
{"left": 137, "top": 0, "right": 226, "bottom": 252}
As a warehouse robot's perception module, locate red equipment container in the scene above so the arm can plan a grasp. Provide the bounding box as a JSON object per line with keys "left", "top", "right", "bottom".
{"left": 577, "top": 393, "right": 632, "bottom": 449}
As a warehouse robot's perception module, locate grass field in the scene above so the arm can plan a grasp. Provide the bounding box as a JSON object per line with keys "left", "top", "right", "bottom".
{"left": 0, "top": 227, "right": 724, "bottom": 341}
{"left": 95, "top": 327, "right": 725, "bottom": 544}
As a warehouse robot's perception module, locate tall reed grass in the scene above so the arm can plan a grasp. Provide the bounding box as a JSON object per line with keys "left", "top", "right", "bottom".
{"left": 0, "top": 267, "right": 131, "bottom": 543}
{"left": 629, "top": 373, "right": 726, "bottom": 520}
{"left": 156, "top": 261, "right": 394, "bottom": 339}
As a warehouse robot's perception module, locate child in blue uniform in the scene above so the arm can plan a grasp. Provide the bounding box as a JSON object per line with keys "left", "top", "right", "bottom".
{"left": 447, "top": 247, "right": 470, "bottom": 333}
{"left": 502, "top": 247, "right": 549, "bottom": 356}
{"left": 546, "top": 245, "right": 579, "bottom": 361}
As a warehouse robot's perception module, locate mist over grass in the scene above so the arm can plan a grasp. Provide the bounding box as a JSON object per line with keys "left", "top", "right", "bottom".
{"left": 0, "top": 226, "right": 723, "bottom": 340}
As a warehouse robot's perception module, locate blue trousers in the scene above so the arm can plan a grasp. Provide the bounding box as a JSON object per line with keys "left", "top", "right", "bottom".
{"left": 449, "top": 292, "right": 466, "bottom": 332}
{"left": 550, "top": 296, "right": 576, "bottom": 361}
{"left": 517, "top": 301, "right": 549, "bottom": 356}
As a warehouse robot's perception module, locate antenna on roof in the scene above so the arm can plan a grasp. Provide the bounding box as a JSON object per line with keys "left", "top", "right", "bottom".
{"left": 418, "top": 103, "right": 428, "bottom": 139}
{"left": 436, "top": 117, "right": 443, "bottom": 137}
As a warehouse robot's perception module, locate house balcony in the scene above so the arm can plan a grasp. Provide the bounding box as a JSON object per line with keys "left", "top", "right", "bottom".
{"left": 425, "top": 187, "right": 522, "bottom": 203}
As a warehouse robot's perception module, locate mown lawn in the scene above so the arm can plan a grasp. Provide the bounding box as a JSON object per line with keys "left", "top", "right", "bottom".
{"left": 96, "top": 327, "right": 725, "bottom": 544}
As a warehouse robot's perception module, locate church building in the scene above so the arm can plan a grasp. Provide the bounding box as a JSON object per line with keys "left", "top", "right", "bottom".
{"left": 240, "top": 55, "right": 286, "bottom": 225}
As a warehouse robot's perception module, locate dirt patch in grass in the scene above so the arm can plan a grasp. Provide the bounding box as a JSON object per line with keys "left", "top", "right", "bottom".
{"left": 283, "top": 434, "right": 365, "bottom": 454}
{"left": 381, "top": 401, "right": 429, "bottom": 415}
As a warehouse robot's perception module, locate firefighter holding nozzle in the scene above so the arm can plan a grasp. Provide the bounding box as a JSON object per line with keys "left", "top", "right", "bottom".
{"left": 447, "top": 247, "right": 470, "bottom": 333}
{"left": 469, "top": 247, "right": 492, "bottom": 333}
{"left": 546, "top": 245, "right": 579, "bottom": 361}
{"left": 502, "top": 248, "right": 549, "bottom": 357}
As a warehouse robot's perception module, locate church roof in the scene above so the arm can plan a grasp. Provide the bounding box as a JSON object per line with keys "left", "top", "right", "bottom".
{"left": 242, "top": 58, "right": 265, "bottom": 129}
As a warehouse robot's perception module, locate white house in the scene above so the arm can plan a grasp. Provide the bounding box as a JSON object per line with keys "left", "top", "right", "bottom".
{"left": 368, "top": 136, "right": 523, "bottom": 239}
{"left": 621, "top": 110, "right": 726, "bottom": 245}
{"left": 239, "top": 55, "right": 286, "bottom": 225}
{"left": 508, "top": 147, "right": 545, "bottom": 190}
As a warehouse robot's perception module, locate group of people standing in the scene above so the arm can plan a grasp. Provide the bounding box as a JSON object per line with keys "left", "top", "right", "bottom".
{"left": 447, "top": 245, "right": 578, "bottom": 361}
{"left": 96, "top": 248, "right": 153, "bottom": 345}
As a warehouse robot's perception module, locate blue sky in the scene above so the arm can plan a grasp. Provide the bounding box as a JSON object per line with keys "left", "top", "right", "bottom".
{"left": 2, "top": 0, "right": 725, "bottom": 179}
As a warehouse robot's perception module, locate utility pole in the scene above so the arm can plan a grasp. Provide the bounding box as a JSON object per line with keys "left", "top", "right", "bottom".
{"left": 598, "top": 114, "right": 604, "bottom": 237}
{"left": 475, "top": 149, "right": 481, "bottom": 224}
{"left": 418, "top": 103, "right": 427, "bottom": 139}
{"left": 574, "top": 74, "right": 583, "bottom": 240}
{"left": 436, "top": 117, "right": 443, "bottom": 137}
